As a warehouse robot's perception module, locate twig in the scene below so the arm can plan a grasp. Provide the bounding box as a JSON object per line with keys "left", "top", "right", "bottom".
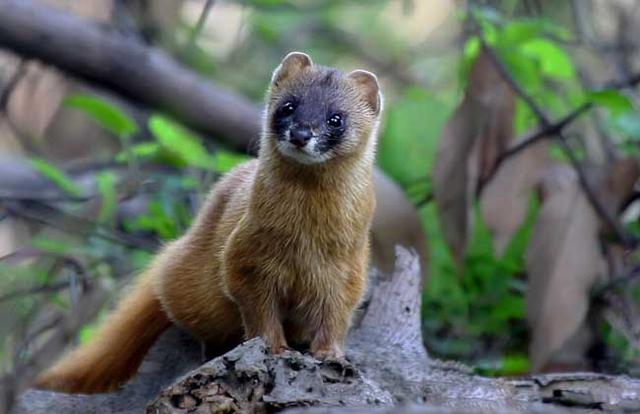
{"left": 415, "top": 193, "right": 434, "bottom": 209}
{"left": 0, "top": 190, "right": 91, "bottom": 203}
{"left": 3, "top": 200, "right": 158, "bottom": 251}
{"left": 478, "top": 40, "right": 633, "bottom": 246}
{"left": 186, "top": 0, "right": 215, "bottom": 50}
{"left": 5, "top": 279, "right": 109, "bottom": 411}
{"left": 480, "top": 42, "right": 550, "bottom": 123}
{"left": 480, "top": 102, "right": 593, "bottom": 189}
{"left": 0, "top": 60, "right": 26, "bottom": 111}
{"left": 593, "top": 265, "right": 640, "bottom": 299}
{"left": 0, "top": 282, "right": 70, "bottom": 304}
{"left": 603, "top": 72, "right": 640, "bottom": 90}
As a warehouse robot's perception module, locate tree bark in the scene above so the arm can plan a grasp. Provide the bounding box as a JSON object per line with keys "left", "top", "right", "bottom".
{"left": 15, "top": 248, "right": 640, "bottom": 414}
{"left": 0, "top": 0, "right": 261, "bottom": 151}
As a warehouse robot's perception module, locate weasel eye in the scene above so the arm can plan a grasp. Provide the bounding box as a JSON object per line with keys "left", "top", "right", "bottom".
{"left": 327, "top": 114, "right": 343, "bottom": 128}
{"left": 279, "top": 101, "right": 296, "bottom": 116}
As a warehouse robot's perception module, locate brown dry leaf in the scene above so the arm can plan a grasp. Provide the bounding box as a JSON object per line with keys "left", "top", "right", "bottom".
{"left": 598, "top": 157, "right": 640, "bottom": 219}
{"left": 480, "top": 140, "right": 549, "bottom": 256}
{"left": 526, "top": 164, "right": 607, "bottom": 371}
{"left": 371, "top": 170, "right": 428, "bottom": 282}
{"left": 432, "top": 51, "right": 515, "bottom": 262}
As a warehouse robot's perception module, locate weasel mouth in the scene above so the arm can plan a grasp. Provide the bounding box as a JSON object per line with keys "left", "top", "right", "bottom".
{"left": 277, "top": 141, "right": 328, "bottom": 165}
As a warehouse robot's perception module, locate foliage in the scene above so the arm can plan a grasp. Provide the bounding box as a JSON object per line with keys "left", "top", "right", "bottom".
{"left": 29, "top": 158, "right": 84, "bottom": 197}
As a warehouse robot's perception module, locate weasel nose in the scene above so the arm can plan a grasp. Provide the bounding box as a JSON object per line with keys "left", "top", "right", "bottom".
{"left": 289, "top": 125, "right": 312, "bottom": 148}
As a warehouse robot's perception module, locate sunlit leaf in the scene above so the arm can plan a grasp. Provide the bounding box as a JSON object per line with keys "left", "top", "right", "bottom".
{"left": 115, "top": 143, "right": 162, "bottom": 163}
{"left": 148, "top": 114, "right": 216, "bottom": 170}
{"left": 97, "top": 171, "right": 118, "bottom": 224}
{"left": 503, "top": 51, "right": 543, "bottom": 91}
{"left": 500, "top": 20, "right": 542, "bottom": 47}
{"left": 460, "top": 37, "right": 481, "bottom": 83}
{"left": 587, "top": 90, "right": 634, "bottom": 116}
{"left": 380, "top": 88, "right": 452, "bottom": 184}
{"left": 30, "top": 158, "right": 83, "bottom": 197}
{"left": 65, "top": 95, "right": 138, "bottom": 137}
{"left": 480, "top": 20, "right": 499, "bottom": 45}
{"left": 502, "top": 354, "right": 530, "bottom": 375}
{"left": 79, "top": 325, "right": 97, "bottom": 345}
{"left": 213, "top": 150, "right": 251, "bottom": 173}
{"left": 463, "top": 37, "right": 481, "bottom": 61}
{"left": 520, "top": 39, "right": 575, "bottom": 80}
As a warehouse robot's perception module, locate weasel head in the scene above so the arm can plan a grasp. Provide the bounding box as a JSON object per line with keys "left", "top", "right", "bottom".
{"left": 263, "top": 52, "right": 383, "bottom": 165}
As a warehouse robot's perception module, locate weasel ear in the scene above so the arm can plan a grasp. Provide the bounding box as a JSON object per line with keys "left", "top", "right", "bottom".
{"left": 348, "top": 70, "right": 381, "bottom": 115}
{"left": 272, "top": 52, "right": 313, "bottom": 87}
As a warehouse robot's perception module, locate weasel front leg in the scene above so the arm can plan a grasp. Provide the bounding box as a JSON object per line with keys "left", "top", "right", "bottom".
{"left": 309, "top": 266, "right": 366, "bottom": 361}
{"left": 225, "top": 266, "right": 289, "bottom": 354}
{"left": 239, "top": 296, "right": 289, "bottom": 354}
{"left": 310, "top": 308, "right": 350, "bottom": 360}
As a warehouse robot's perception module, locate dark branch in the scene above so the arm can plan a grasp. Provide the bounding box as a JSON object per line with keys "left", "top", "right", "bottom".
{"left": 0, "top": 0, "right": 262, "bottom": 151}
{"left": 479, "top": 102, "right": 593, "bottom": 190}
{"left": 185, "top": 0, "right": 216, "bottom": 50}
{"left": 479, "top": 40, "right": 634, "bottom": 246}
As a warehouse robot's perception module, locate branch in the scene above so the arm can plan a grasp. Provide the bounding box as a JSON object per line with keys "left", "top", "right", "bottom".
{"left": 479, "top": 41, "right": 634, "bottom": 246}
{"left": 3, "top": 200, "right": 158, "bottom": 251}
{"left": 185, "top": 0, "right": 216, "bottom": 50}
{"left": 0, "top": 0, "right": 262, "bottom": 151}
{"left": 480, "top": 102, "right": 592, "bottom": 190}
{"left": 0, "top": 257, "right": 87, "bottom": 303}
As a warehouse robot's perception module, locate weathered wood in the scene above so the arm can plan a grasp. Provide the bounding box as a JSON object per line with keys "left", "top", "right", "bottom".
{"left": 14, "top": 248, "right": 640, "bottom": 414}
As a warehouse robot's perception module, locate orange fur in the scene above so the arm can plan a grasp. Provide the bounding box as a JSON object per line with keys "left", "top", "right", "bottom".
{"left": 35, "top": 52, "right": 382, "bottom": 393}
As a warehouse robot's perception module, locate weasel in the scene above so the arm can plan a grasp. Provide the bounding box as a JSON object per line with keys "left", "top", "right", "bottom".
{"left": 35, "top": 52, "right": 382, "bottom": 393}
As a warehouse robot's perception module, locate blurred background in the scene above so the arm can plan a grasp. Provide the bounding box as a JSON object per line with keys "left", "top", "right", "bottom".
{"left": 1, "top": 0, "right": 640, "bottom": 407}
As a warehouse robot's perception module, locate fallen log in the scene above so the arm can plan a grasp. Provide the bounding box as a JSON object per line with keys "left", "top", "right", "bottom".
{"left": 15, "top": 248, "right": 640, "bottom": 414}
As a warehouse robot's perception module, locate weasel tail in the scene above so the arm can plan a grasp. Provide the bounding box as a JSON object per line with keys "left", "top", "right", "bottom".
{"left": 34, "top": 272, "right": 171, "bottom": 393}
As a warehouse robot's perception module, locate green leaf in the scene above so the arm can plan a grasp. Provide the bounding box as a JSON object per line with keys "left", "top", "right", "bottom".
{"left": 480, "top": 20, "right": 499, "bottom": 45}
{"left": 520, "top": 39, "right": 575, "bottom": 80}
{"left": 500, "top": 20, "right": 542, "bottom": 47}
{"left": 115, "top": 142, "right": 161, "bottom": 163}
{"left": 148, "top": 114, "right": 216, "bottom": 170}
{"left": 586, "top": 90, "right": 634, "bottom": 116}
{"left": 30, "top": 158, "right": 83, "bottom": 197}
{"left": 64, "top": 95, "right": 138, "bottom": 137}
{"left": 379, "top": 88, "right": 452, "bottom": 183}
{"left": 503, "top": 51, "right": 543, "bottom": 91}
{"left": 463, "top": 36, "right": 481, "bottom": 61}
{"left": 30, "top": 236, "right": 82, "bottom": 255}
{"left": 79, "top": 325, "right": 98, "bottom": 344}
{"left": 127, "top": 200, "right": 178, "bottom": 240}
{"left": 460, "top": 37, "right": 481, "bottom": 83}
{"left": 212, "top": 150, "right": 250, "bottom": 173}
{"left": 501, "top": 354, "right": 530, "bottom": 374}
{"left": 97, "top": 171, "right": 118, "bottom": 224}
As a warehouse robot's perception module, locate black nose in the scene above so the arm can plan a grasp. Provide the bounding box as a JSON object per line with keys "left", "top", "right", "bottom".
{"left": 289, "top": 125, "right": 312, "bottom": 148}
